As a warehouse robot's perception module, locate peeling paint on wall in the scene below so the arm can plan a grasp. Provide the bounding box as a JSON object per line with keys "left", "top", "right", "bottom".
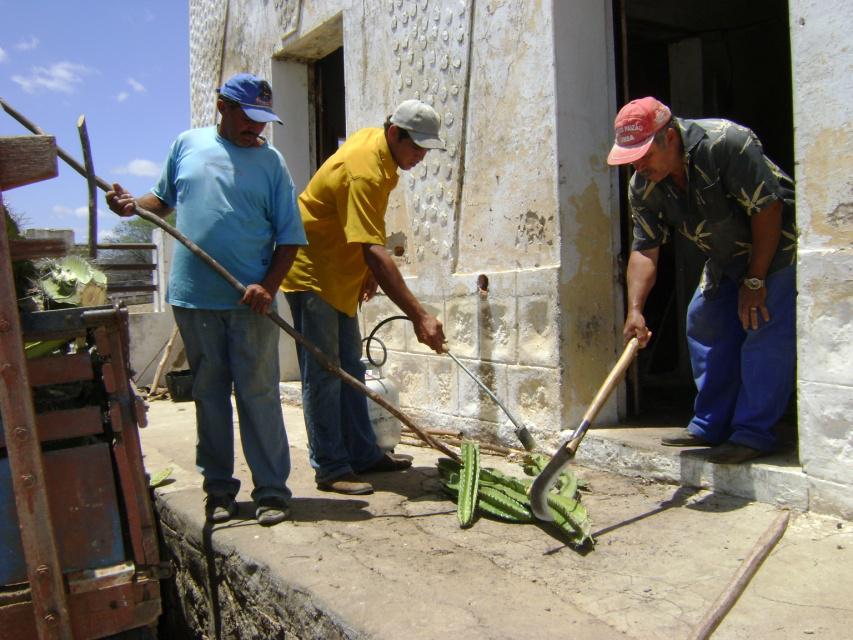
{"left": 800, "top": 128, "right": 853, "bottom": 247}
{"left": 560, "top": 179, "right": 616, "bottom": 414}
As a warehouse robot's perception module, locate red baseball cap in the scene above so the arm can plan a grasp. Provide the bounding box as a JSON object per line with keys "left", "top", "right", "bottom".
{"left": 607, "top": 97, "right": 672, "bottom": 165}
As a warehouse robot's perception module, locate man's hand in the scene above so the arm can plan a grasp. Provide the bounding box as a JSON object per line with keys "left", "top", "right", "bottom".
{"left": 105, "top": 183, "right": 137, "bottom": 217}
{"left": 738, "top": 285, "right": 770, "bottom": 330}
{"left": 623, "top": 309, "right": 653, "bottom": 348}
{"left": 359, "top": 271, "right": 379, "bottom": 304}
{"left": 413, "top": 313, "right": 446, "bottom": 353}
{"left": 241, "top": 284, "right": 275, "bottom": 315}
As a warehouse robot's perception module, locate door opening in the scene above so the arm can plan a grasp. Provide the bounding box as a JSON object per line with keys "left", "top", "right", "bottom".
{"left": 613, "top": 0, "right": 795, "bottom": 430}
{"left": 312, "top": 47, "right": 346, "bottom": 169}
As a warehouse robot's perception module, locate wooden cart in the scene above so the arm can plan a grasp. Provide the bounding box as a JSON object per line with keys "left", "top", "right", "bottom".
{"left": 1, "top": 135, "right": 163, "bottom": 639}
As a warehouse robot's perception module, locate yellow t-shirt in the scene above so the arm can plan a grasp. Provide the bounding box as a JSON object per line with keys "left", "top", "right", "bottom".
{"left": 281, "top": 128, "right": 399, "bottom": 316}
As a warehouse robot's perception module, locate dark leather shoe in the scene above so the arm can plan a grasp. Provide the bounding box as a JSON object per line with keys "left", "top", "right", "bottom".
{"left": 362, "top": 453, "right": 413, "bottom": 473}
{"left": 317, "top": 473, "right": 374, "bottom": 495}
{"left": 706, "top": 442, "right": 766, "bottom": 464}
{"left": 661, "top": 429, "right": 711, "bottom": 447}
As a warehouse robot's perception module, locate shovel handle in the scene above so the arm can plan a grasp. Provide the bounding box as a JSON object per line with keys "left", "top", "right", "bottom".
{"left": 529, "top": 338, "right": 639, "bottom": 520}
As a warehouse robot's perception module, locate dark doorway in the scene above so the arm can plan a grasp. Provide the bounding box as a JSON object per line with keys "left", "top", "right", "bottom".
{"left": 613, "top": 0, "right": 794, "bottom": 423}
{"left": 312, "top": 47, "right": 346, "bottom": 169}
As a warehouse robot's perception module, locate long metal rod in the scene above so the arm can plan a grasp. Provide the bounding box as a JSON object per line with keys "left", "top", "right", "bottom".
{"left": 445, "top": 349, "right": 536, "bottom": 451}
{"left": 0, "top": 98, "right": 460, "bottom": 462}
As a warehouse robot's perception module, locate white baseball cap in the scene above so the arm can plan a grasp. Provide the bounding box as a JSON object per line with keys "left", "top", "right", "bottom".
{"left": 390, "top": 99, "right": 445, "bottom": 150}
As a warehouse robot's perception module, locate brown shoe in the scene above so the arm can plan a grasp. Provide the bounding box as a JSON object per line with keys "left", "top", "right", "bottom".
{"left": 317, "top": 473, "right": 374, "bottom": 495}
{"left": 362, "top": 453, "right": 413, "bottom": 473}
{"left": 706, "top": 442, "right": 766, "bottom": 464}
{"left": 661, "top": 429, "right": 711, "bottom": 447}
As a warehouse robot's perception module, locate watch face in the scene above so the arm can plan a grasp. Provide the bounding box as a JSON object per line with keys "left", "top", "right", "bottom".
{"left": 744, "top": 278, "right": 764, "bottom": 290}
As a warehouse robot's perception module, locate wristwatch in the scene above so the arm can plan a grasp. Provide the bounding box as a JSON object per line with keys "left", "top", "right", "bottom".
{"left": 743, "top": 277, "right": 765, "bottom": 290}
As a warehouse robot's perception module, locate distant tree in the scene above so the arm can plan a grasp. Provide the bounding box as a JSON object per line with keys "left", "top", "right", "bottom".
{"left": 102, "top": 212, "right": 176, "bottom": 263}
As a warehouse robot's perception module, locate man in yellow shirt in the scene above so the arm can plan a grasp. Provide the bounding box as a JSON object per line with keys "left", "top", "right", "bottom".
{"left": 282, "top": 100, "right": 446, "bottom": 495}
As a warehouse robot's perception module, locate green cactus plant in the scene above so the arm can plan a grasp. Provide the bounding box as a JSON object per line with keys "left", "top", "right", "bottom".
{"left": 438, "top": 451, "right": 595, "bottom": 548}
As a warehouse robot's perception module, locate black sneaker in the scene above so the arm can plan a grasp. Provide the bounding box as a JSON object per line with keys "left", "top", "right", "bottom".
{"left": 661, "top": 429, "right": 711, "bottom": 447}
{"left": 255, "top": 497, "right": 290, "bottom": 526}
{"left": 204, "top": 494, "right": 237, "bottom": 523}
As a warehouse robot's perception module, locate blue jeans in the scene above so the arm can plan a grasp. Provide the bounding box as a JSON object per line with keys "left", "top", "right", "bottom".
{"left": 172, "top": 305, "right": 291, "bottom": 502}
{"left": 685, "top": 266, "right": 796, "bottom": 452}
{"left": 285, "top": 291, "right": 384, "bottom": 483}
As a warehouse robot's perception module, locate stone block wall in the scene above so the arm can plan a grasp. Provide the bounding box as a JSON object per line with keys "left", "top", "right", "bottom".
{"left": 790, "top": 0, "right": 853, "bottom": 518}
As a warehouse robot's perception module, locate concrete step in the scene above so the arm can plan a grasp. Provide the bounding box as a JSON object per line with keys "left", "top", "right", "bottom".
{"left": 578, "top": 426, "right": 807, "bottom": 511}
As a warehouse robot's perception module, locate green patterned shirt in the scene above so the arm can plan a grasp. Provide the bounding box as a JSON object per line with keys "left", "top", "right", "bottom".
{"left": 629, "top": 118, "right": 796, "bottom": 291}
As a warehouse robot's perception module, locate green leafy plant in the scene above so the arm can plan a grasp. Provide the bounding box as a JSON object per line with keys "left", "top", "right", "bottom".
{"left": 23, "top": 256, "right": 108, "bottom": 359}
{"left": 438, "top": 449, "right": 594, "bottom": 548}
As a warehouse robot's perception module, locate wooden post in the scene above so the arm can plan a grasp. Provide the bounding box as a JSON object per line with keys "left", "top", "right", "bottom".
{"left": 76, "top": 115, "right": 99, "bottom": 258}
{"left": 0, "top": 136, "right": 73, "bottom": 638}
{"left": 689, "top": 510, "right": 791, "bottom": 640}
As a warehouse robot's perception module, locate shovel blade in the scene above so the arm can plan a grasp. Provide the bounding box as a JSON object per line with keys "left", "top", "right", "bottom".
{"left": 528, "top": 444, "right": 577, "bottom": 521}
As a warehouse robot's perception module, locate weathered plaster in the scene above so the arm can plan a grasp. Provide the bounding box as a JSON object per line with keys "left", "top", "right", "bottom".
{"left": 790, "top": 0, "right": 853, "bottom": 513}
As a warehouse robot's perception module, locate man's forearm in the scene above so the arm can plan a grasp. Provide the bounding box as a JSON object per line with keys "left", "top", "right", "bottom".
{"left": 747, "top": 199, "right": 782, "bottom": 279}
{"left": 363, "top": 244, "right": 428, "bottom": 322}
{"left": 626, "top": 248, "right": 659, "bottom": 313}
{"left": 261, "top": 245, "right": 299, "bottom": 293}
{"left": 136, "top": 193, "right": 173, "bottom": 218}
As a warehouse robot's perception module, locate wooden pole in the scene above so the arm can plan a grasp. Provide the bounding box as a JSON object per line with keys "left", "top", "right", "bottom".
{"left": 689, "top": 510, "right": 791, "bottom": 640}
{"left": 76, "top": 115, "right": 98, "bottom": 258}
{"left": 149, "top": 324, "right": 180, "bottom": 397}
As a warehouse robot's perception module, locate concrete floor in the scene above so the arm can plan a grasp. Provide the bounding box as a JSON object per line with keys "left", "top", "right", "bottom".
{"left": 139, "top": 398, "right": 853, "bottom": 639}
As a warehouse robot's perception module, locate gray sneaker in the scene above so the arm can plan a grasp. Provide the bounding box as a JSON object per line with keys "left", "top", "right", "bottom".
{"left": 205, "top": 494, "right": 237, "bottom": 523}
{"left": 256, "top": 497, "right": 290, "bottom": 526}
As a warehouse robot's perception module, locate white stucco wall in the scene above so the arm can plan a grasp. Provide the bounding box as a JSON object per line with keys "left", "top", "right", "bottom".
{"left": 182, "top": 0, "right": 853, "bottom": 516}
{"left": 790, "top": 0, "right": 853, "bottom": 518}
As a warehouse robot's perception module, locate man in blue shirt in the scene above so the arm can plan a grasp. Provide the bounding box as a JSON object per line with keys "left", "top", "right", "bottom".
{"left": 106, "top": 73, "right": 307, "bottom": 525}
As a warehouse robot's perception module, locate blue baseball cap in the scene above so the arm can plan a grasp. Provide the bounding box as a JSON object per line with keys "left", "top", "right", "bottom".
{"left": 218, "top": 73, "right": 283, "bottom": 124}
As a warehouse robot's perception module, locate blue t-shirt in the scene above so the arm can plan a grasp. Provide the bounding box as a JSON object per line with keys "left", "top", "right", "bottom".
{"left": 153, "top": 126, "right": 307, "bottom": 309}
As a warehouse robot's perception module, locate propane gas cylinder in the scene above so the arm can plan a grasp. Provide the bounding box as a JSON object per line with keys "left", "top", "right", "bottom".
{"left": 362, "top": 360, "right": 401, "bottom": 451}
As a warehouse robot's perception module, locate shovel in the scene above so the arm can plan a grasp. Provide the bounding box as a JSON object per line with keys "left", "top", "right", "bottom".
{"left": 528, "top": 337, "right": 639, "bottom": 521}
{"left": 0, "top": 99, "right": 462, "bottom": 464}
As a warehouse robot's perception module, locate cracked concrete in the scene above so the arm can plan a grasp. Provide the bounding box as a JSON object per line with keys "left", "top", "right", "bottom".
{"left": 140, "top": 400, "right": 853, "bottom": 639}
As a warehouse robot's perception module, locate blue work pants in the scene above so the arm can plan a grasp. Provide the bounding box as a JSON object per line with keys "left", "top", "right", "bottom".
{"left": 686, "top": 266, "right": 796, "bottom": 452}
{"left": 172, "top": 305, "right": 291, "bottom": 502}
{"left": 285, "top": 291, "right": 384, "bottom": 483}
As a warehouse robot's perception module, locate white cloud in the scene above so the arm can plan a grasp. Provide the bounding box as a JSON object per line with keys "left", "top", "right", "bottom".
{"left": 116, "top": 91, "right": 129, "bottom": 102}
{"left": 112, "top": 159, "right": 161, "bottom": 177}
{"left": 15, "top": 36, "right": 39, "bottom": 51}
{"left": 12, "top": 61, "right": 94, "bottom": 93}
{"left": 128, "top": 77, "right": 146, "bottom": 93}
{"left": 51, "top": 205, "right": 108, "bottom": 219}
{"left": 52, "top": 205, "right": 73, "bottom": 216}
{"left": 0, "top": 47, "right": 7, "bottom": 63}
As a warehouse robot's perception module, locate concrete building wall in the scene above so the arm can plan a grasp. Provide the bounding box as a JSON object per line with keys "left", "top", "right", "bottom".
{"left": 789, "top": 0, "right": 853, "bottom": 518}
{"left": 180, "top": 0, "right": 853, "bottom": 514}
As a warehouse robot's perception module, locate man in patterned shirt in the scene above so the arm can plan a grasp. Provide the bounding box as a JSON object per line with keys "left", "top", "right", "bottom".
{"left": 607, "top": 97, "right": 796, "bottom": 464}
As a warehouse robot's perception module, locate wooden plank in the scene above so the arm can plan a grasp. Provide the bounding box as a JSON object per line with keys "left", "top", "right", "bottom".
{"left": 0, "top": 136, "right": 57, "bottom": 191}
{"left": 9, "top": 239, "right": 68, "bottom": 261}
{"left": 0, "top": 444, "right": 125, "bottom": 585}
{"left": 26, "top": 352, "right": 93, "bottom": 387}
{"left": 0, "top": 187, "right": 72, "bottom": 637}
{"left": 0, "top": 579, "right": 160, "bottom": 640}
{"left": 0, "top": 405, "right": 103, "bottom": 448}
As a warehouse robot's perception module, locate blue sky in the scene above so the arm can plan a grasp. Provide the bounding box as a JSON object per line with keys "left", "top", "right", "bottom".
{"left": 0, "top": 0, "right": 189, "bottom": 241}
